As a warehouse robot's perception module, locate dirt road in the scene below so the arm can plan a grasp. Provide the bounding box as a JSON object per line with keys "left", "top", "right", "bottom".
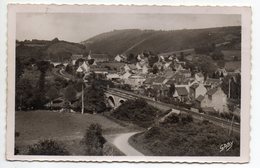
{"left": 111, "top": 132, "right": 144, "bottom": 156}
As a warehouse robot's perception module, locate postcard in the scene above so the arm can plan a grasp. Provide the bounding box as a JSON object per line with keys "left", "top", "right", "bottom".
{"left": 6, "top": 4, "right": 251, "bottom": 163}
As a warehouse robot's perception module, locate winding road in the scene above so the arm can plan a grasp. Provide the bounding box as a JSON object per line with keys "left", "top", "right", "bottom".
{"left": 110, "top": 132, "right": 144, "bottom": 156}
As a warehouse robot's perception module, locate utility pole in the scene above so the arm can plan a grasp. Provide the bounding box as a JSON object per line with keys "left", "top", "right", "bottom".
{"left": 81, "top": 83, "right": 84, "bottom": 114}
{"left": 228, "top": 115, "right": 235, "bottom": 136}
{"left": 228, "top": 78, "right": 231, "bottom": 98}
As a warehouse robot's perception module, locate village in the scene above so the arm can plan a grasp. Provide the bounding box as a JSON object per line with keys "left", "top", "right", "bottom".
{"left": 48, "top": 43, "right": 241, "bottom": 121}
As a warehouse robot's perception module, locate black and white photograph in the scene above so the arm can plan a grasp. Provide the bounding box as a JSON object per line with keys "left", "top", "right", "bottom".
{"left": 6, "top": 5, "right": 251, "bottom": 162}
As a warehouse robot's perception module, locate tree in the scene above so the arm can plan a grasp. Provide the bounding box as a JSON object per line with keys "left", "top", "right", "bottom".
{"left": 81, "top": 123, "right": 106, "bottom": 155}
{"left": 15, "top": 78, "right": 33, "bottom": 110}
{"left": 148, "top": 54, "right": 159, "bottom": 67}
{"left": 36, "top": 60, "right": 50, "bottom": 92}
{"left": 179, "top": 52, "right": 185, "bottom": 61}
{"left": 46, "top": 86, "right": 59, "bottom": 106}
{"left": 168, "top": 83, "right": 176, "bottom": 97}
{"left": 112, "top": 98, "right": 158, "bottom": 128}
{"left": 65, "top": 63, "right": 74, "bottom": 75}
{"left": 211, "top": 50, "right": 224, "bottom": 60}
{"left": 16, "top": 57, "right": 24, "bottom": 82}
{"left": 81, "top": 84, "right": 106, "bottom": 113}
{"left": 152, "top": 65, "right": 159, "bottom": 74}
{"left": 88, "top": 59, "right": 95, "bottom": 65}
{"left": 64, "top": 85, "right": 77, "bottom": 103}
{"left": 127, "top": 53, "right": 137, "bottom": 64}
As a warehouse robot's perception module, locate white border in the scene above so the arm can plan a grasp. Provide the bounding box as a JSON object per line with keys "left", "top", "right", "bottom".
{"left": 5, "top": 4, "right": 251, "bottom": 164}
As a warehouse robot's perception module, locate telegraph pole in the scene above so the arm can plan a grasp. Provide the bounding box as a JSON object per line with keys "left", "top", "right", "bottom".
{"left": 81, "top": 83, "right": 84, "bottom": 114}
{"left": 228, "top": 115, "right": 235, "bottom": 136}
{"left": 228, "top": 78, "right": 231, "bottom": 98}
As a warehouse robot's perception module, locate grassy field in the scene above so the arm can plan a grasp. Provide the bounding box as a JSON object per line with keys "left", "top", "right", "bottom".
{"left": 222, "top": 50, "right": 241, "bottom": 61}
{"left": 15, "top": 110, "right": 129, "bottom": 155}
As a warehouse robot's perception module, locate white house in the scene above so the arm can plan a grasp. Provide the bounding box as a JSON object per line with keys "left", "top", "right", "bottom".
{"left": 200, "top": 87, "right": 228, "bottom": 113}
{"left": 115, "top": 54, "right": 122, "bottom": 62}
{"left": 124, "top": 75, "right": 146, "bottom": 88}
{"left": 189, "top": 83, "right": 207, "bottom": 100}
{"left": 121, "top": 71, "right": 132, "bottom": 79}
{"left": 76, "top": 61, "right": 90, "bottom": 73}
{"left": 107, "top": 73, "right": 120, "bottom": 80}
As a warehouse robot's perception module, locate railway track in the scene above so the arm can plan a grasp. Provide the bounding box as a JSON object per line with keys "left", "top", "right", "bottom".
{"left": 106, "top": 88, "right": 240, "bottom": 133}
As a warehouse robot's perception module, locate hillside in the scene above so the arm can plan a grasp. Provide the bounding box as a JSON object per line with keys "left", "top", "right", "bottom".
{"left": 81, "top": 26, "right": 241, "bottom": 56}
{"left": 16, "top": 39, "right": 86, "bottom": 63}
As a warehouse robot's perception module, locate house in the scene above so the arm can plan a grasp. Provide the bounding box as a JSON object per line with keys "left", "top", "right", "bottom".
{"left": 80, "top": 61, "right": 90, "bottom": 72}
{"left": 152, "top": 77, "right": 168, "bottom": 86}
{"left": 151, "top": 85, "right": 169, "bottom": 97}
{"left": 124, "top": 75, "right": 146, "bottom": 88}
{"left": 204, "top": 78, "right": 222, "bottom": 90}
{"left": 163, "top": 61, "right": 172, "bottom": 69}
{"left": 178, "top": 69, "right": 191, "bottom": 78}
{"left": 216, "top": 68, "right": 228, "bottom": 77}
{"left": 121, "top": 71, "right": 132, "bottom": 79}
{"left": 123, "top": 64, "right": 137, "bottom": 72}
{"left": 164, "top": 69, "right": 175, "bottom": 79}
{"left": 168, "top": 74, "right": 194, "bottom": 92}
{"left": 137, "top": 53, "right": 145, "bottom": 61}
{"left": 76, "top": 61, "right": 90, "bottom": 74}
{"left": 114, "top": 54, "right": 122, "bottom": 62}
{"left": 195, "top": 73, "right": 204, "bottom": 83}
{"left": 194, "top": 95, "right": 205, "bottom": 109}
{"left": 136, "top": 62, "right": 149, "bottom": 74}
{"left": 143, "top": 77, "right": 155, "bottom": 87}
{"left": 173, "top": 87, "right": 189, "bottom": 102}
{"left": 90, "top": 67, "right": 109, "bottom": 76}
{"left": 189, "top": 83, "right": 207, "bottom": 100}
{"left": 200, "top": 87, "right": 228, "bottom": 113}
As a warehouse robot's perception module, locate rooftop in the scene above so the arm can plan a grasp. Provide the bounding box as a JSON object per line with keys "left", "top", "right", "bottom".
{"left": 176, "top": 87, "right": 189, "bottom": 96}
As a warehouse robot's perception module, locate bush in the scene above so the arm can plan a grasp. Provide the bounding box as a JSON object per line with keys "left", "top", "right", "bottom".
{"left": 181, "top": 114, "right": 193, "bottom": 124}
{"left": 81, "top": 123, "right": 106, "bottom": 155}
{"left": 112, "top": 98, "right": 158, "bottom": 128}
{"left": 163, "top": 114, "right": 179, "bottom": 124}
{"left": 27, "top": 139, "right": 69, "bottom": 155}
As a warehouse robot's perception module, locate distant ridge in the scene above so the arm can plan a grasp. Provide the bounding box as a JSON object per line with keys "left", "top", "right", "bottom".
{"left": 81, "top": 26, "right": 241, "bottom": 56}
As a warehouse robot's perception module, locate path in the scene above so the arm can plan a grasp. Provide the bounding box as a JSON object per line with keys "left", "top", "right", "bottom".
{"left": 111, "top": 132, "right": 144, "bottom": 156}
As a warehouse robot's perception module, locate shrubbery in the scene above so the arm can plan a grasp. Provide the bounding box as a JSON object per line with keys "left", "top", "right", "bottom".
{"left": 132, "top": 119, "right": 240, "bottom": 156}
{"left": 27, "top": 139, "right": 69, "bottom": 155}
{"left": 111, "top": 98, "right": 158, "bottom": 128}
{"left": 81, "top": 123, "right": 106, "bottom": 155}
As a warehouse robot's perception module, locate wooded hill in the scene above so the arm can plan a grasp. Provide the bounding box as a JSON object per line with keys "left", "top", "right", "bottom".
{"left": 16, "top": 26, "right": 241, "bottom": 64}
{"left": 81, "top": 26, "right": 241, "bottom": 56}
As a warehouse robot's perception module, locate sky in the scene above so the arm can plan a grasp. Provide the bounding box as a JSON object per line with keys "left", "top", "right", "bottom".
{"left": 16, "top": 13, "right": 241, "bottom": 43}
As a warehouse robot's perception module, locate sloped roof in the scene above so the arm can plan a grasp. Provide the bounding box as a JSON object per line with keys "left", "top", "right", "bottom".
{"left": 206, "top": 87, "right": 218, "bottom": 96}
{"left": 164, "top": 69, "right": 175, "bottom": 78}
{"left": 153, "top": 77, "right": 166, "bottom": 84}
{"left": 190, "top": 83, "right": 199, "bottom": 89}
{"left": 196, "top": 95, "right": 205, "bottom": 102}
{"left": 204, "top": 78, "right": 221, "bottom": 85}
{"left": 128, "top": 64, "right": 137, "bottom": 70}
{"left": 179, "top": 69, "right": 191, "bottom": 74}
{"left": 196, "top": 72, "right": 204, "bottom": 78}
{"left": 144, "top": 78, "right": 155, "bottom": 84}
{"left": 176, "top": 87, "right": 188, "bottom": 96}
{"left": 166, "top": 79, "right": 175, "bottom": 85}
{"left": 202, "top": 107, "right": 216, "bottom": 113}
